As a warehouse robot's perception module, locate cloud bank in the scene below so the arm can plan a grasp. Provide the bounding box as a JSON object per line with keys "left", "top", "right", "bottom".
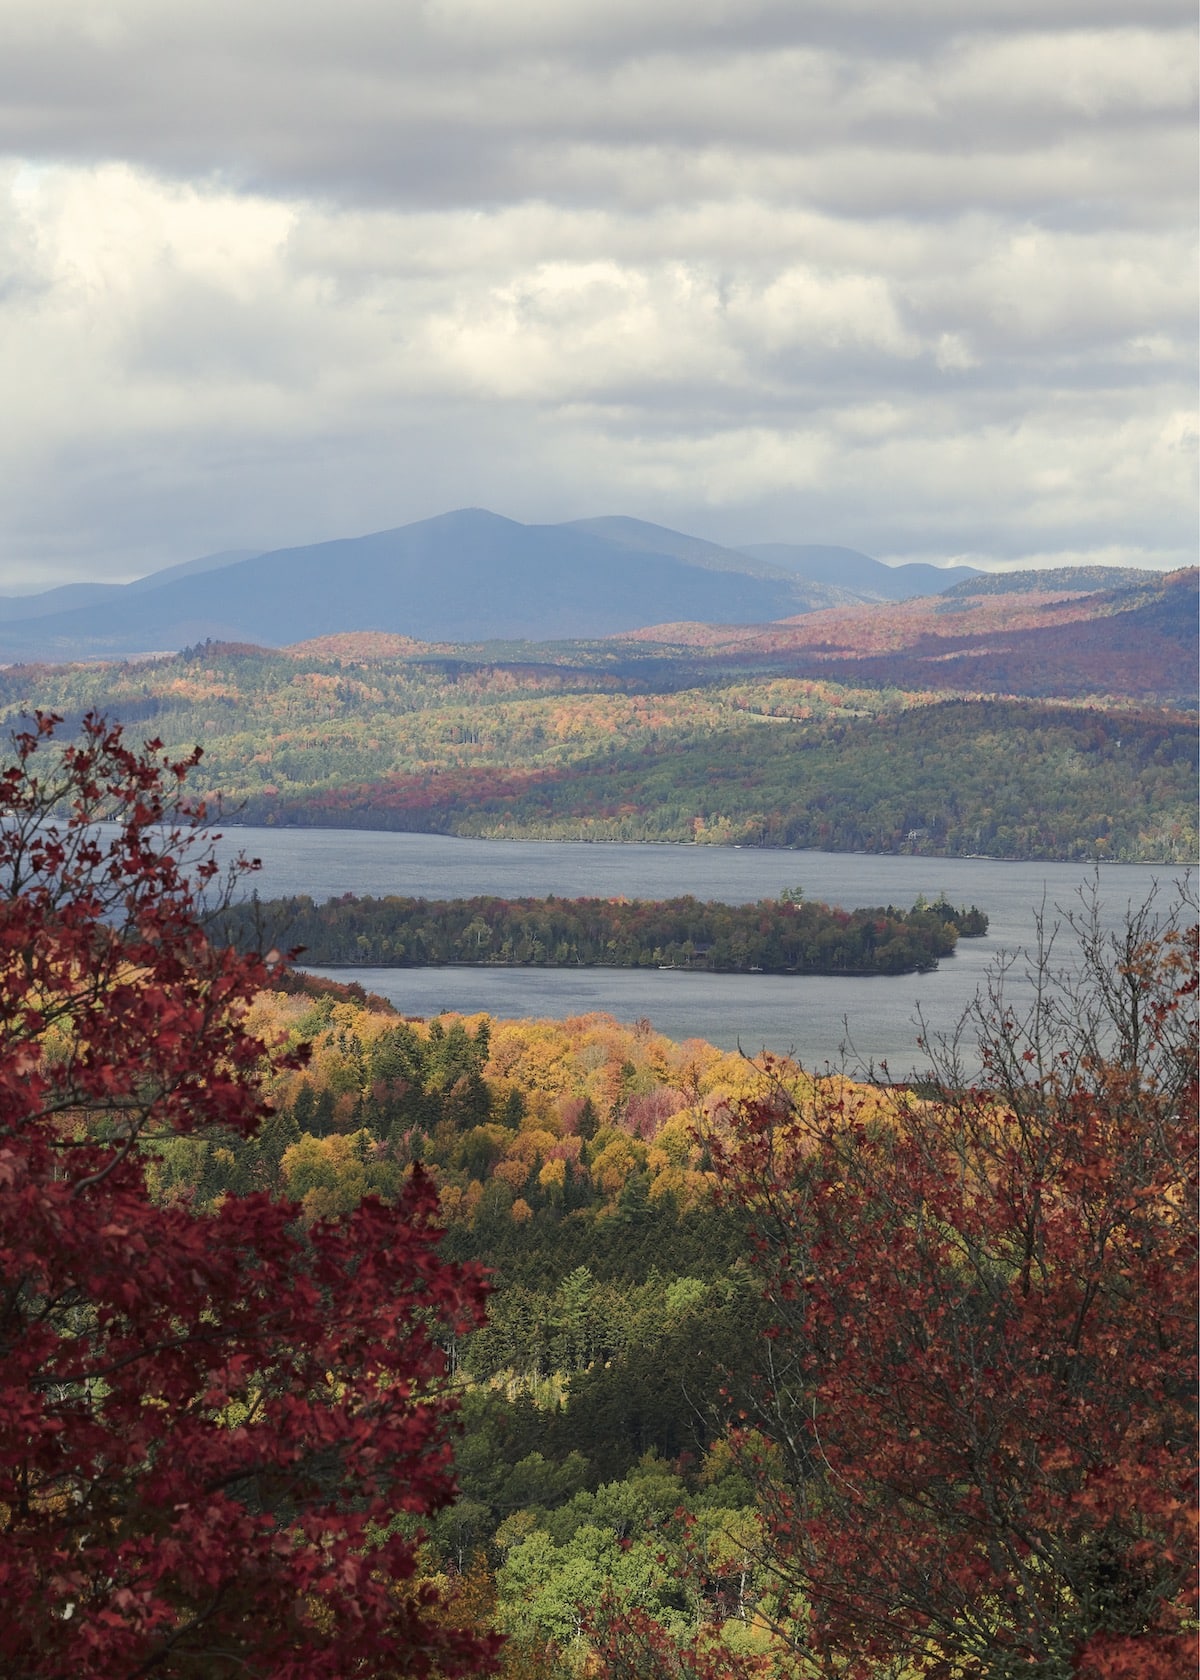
{"left": 0, "top": 0, "right": 1195, "bottom": 586}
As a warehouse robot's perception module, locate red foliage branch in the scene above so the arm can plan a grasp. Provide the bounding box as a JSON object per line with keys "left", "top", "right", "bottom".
{"left": 0, "top": 714, "right": 499, "bottom": 1677}
{"left": 586, "top": 1569, "right": 774, "bottom": 1680}
{"left": 705, "top": 890, "right": 1198, "bottom": 1678}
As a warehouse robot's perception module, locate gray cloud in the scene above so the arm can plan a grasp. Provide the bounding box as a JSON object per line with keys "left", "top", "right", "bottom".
{"left": 0, "top": 0, "right": 1194, "bottom": 588}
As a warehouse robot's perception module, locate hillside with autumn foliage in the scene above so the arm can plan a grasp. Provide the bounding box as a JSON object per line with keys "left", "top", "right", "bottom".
{"left": 147, "top": 952, "right": 1197, "bottom": 1679}
{"left": 622, "top": 567, "right": 1198, "bottom": 702}
{"left": 1, "top": 566, "right": 1194, "bottom": 862}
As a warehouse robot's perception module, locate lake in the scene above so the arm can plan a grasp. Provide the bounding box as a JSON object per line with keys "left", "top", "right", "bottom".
{"left": 210, "top": 826, "right": 1183, "bottom": 1073}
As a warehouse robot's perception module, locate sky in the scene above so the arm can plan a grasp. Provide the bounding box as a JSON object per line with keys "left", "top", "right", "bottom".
{"left": 1, "top": 0, "right": 1196, "bottom": 591}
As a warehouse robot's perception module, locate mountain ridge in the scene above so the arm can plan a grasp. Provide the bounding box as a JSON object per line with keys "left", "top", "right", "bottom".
{"left": 5, "top": 509, "right": 1157, "bottom": 665}
{"left": 2, "top": 510, "right": 821, "bottom": 660}
{"left": 742, "top": 543, "right": 978, "bottom": 601}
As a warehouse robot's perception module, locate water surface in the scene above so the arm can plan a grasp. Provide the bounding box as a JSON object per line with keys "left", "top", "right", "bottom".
{"left": 211, "top": 827, "right": 1178, "bottom": 1070}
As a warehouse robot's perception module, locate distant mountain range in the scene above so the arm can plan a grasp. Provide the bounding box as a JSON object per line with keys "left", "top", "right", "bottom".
{"left": 738, "top": 543, "right": 980, "bottom": 602}
{"left": 0, "top": 551, "right": 260, "bottom": 627}
{"left": 0, "top": 508, "right": 1115, "bottom": 664}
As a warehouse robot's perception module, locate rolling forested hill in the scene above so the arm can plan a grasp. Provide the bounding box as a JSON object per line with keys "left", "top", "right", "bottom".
{"left": 620, "top": 568, "right": 1198, "bottom": 704}
{"left": 2, "top": 566, "right": 1194, "bottom": 864}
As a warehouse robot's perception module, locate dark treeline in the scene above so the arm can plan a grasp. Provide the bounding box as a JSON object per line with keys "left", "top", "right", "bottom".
{"left": 225, "top": 891, "right": 988, "bottom": 977}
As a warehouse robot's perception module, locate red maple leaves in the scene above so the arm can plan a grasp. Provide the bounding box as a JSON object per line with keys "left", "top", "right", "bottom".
{"left": 0, "top": 714, "right": 498, "bottom": 1677}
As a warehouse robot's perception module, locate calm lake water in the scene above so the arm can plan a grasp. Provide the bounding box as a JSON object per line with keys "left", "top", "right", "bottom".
{"left": 210, "top": 827, "right": 1181, "bottom": 1073}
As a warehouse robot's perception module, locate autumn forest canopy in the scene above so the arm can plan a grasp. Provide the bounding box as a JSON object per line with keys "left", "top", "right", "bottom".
{"left": 1, "top": 563, "right": 1195, "bottom": 864}
{"left": 0, "top": 713, "right": 1195, "bottom": 1680}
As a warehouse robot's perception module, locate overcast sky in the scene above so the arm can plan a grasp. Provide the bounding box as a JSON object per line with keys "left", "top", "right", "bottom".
{"left": 1, "top": 0, "right": 1196, "bottom": 590}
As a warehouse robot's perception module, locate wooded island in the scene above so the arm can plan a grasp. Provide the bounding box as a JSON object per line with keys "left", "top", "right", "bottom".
{"left": 227, "top": 891, "right": 988, "bottom": 976}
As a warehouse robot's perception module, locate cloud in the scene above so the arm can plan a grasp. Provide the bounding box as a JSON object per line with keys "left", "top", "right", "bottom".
{"left": 0, "top": 1, "right": 1194, "bottom": 587}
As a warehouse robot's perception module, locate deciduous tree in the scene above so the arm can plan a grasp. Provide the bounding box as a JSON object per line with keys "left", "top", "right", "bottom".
{"left": 712, "top": 887, "right": 1197, "bottom": 1677}
{"left": 0, "top": 714, "right": 497, "bottom": 1678}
